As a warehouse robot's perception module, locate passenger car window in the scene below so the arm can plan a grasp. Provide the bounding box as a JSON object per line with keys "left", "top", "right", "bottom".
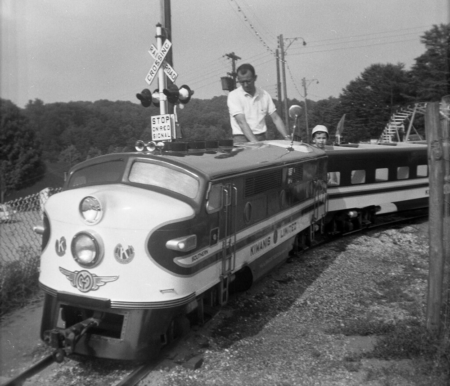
{"left": 416, "top": 165, "right": 428, "bottom": 177}
{"left": 351, "top": 170, "right": 366, "bottom": 184}
{"left": 397, "top": 167, "right": 409, "bottom": 180}
{"left": 375, "top": 168, "right": 388, "bottom": 182}
{"left": 327, "top": 172, "right": 340, "bottom": 186}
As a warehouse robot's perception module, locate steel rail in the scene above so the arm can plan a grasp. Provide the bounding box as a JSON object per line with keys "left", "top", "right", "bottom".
{"left": 2, "top": 354, "right": 55, "bottom": 386}
{"left": 114, "top": 361, "right": 158, "bottom": 386}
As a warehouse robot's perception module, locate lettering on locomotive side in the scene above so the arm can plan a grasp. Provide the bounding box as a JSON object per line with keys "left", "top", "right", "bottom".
{"left": 250, "top": 236, "right": 271, "bottom": 256}
{"left": 191, "top": 249, "right": 209, "bottom": 262}
{"left": 280, "top": 221, "right": 297, "bottom": 239}
{"left": 174, "top": 247, "right": 213, "bottom": 268}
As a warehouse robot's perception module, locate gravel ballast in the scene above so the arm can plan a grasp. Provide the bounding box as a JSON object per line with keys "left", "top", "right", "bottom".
{"left": 141, "top": 220, "right": 447, "bottom": 386}
{"left": 3, "top": 219, "right": 448, "bottom": 385}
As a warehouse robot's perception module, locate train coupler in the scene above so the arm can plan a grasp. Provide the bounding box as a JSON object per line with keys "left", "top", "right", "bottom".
{"left": 43, "top": 312, "right": 102, "bottom": 362}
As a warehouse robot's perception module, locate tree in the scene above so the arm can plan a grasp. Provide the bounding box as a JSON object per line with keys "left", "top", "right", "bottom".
{"left": 336, "top": 63, "right": 412, "bottom": 141}
{"left": 0, "top": 99, "right": 46, "bottom": 201}
{"left": 410, "top": 24, "right": 450, "bottom": 101}
{"left": 58, "top": 145, "right": 82, "bottom": 168}
{"left": 86, "top": 147, "right": 102, "bottom": 160}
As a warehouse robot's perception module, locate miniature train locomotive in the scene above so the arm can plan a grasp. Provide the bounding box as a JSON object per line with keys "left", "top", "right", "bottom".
{"left": 37, "top": 139, "right": 328, "bottom": 360}
{"left": 36, "top": 138, "right": 428, "bottom": 361}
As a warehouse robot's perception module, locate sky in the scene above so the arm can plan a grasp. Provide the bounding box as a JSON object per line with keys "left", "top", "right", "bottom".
{"left": 1, "top": 0, "right": 449, "bottom": 108}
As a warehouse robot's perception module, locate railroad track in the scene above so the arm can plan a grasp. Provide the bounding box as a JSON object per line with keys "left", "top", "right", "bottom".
{"left": 3, "top": 349, "right": 160, "bottom": 386}
{"left": 343, "top": 208, "right": 428, "bottom": 236}
{"left": 2, "top": 209, "right": 428, "bottom": 386}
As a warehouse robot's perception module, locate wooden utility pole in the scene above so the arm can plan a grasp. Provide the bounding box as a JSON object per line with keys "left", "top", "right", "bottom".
{"left": 426, "top": 101, "right": 446, "bottom": 333}
{"left": 278, "top": 35, "right": 289, "bottom": 127}
{"left": 302, "top": 78, "right": 309, "bottom": 144}
{"left": 276, "top": 49, "right": 282, "bottom": 117}
{"left": 225, "top": 52, "right": 241, "bottom": 90}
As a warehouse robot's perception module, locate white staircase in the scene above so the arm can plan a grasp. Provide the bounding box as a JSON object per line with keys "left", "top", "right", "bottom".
{"left": 379, "top": 103, "right": 427, "bottom": 143}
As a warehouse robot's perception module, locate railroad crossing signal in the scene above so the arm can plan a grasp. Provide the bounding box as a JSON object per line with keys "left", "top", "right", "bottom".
{"left": 145, "top": 39, "right": 178, "bottom": 85}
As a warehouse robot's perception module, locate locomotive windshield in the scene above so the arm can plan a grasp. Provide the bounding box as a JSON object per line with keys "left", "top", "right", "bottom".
{"left": 128, "top": 161, "right": 199, "bottom": 199}
{"left": 68, "top": 159, "right": 126, "bottom": 189}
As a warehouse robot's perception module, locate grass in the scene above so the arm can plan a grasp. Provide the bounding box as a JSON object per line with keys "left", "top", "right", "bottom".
{"left": 327, "top": 306, "right": 450, "bottom": 382}
{"left": 0, "top": 246, "right": 41, "bottom": 317}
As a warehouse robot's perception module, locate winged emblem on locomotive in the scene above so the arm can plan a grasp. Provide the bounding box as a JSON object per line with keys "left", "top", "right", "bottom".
{"left": 59, "top": 267, "right": 119, "bottom": 293}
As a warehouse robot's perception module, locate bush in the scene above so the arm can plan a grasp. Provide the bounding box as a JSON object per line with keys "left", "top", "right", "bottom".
{"left": 0, "top": 246, "right": 40, "bottom": 316}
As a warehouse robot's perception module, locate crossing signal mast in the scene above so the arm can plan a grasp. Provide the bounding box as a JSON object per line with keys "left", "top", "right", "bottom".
{"left": 136, "top": 23, "right": 193, "bottom": 142}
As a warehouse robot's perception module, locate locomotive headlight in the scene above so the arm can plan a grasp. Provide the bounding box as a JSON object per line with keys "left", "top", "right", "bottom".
{"left": 80, "top": 196, "right": 103, "bottom": 225}
{"left": 166, "top": 235, "right": 197, "bottom": 252}
{"left": 71, "top": 231, "right": 104, "bottom": 267}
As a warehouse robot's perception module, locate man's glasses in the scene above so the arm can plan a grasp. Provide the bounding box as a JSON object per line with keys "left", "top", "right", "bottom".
{"left": 238, "top": 79, "right": 254, "bottom": 85}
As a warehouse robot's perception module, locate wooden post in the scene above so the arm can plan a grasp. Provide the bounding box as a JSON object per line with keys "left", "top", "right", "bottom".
{"left": 426, "top": 102, "right": 445, "bottom": 333}
{"left": 441, "top": 96, "right": 450, "bottom": 319}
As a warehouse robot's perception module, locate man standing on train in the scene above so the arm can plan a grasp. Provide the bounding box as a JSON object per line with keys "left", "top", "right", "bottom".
{"left": 227, "top": 63, "right": 290, "bottom": 144}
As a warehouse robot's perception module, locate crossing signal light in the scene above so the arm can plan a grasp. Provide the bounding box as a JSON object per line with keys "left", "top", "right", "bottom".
{"left": 136, "top": 89, "right": 152, "bottom": 108}
{"left": 178, "top": 85, "right": 194, "bottom": 107}
{"left": 151, "top": 89, "right": 160, "bottom": 108}
{"left": 162, "top": 84, "right": 180, "bottom": 104}
{"left": 162, "top": 84, "right": 194, "bottom": 108}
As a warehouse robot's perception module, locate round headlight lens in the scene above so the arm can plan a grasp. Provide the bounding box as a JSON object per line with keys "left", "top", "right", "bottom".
{"left": 71, "top": 232, "right": 102, "bottom": 267}
{"left": 80, "top": 196, "right": 103, "bottom": 225}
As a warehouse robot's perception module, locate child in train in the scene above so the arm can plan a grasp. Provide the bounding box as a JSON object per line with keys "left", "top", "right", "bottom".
{"left": 311, "top": 125, "right": 339, "bottom": 186}
{"left": 311, "top": 125, "right": 328, "bottom": 149}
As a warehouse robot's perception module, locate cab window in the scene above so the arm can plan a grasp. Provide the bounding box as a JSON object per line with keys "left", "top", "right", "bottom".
{"left": 68, "top": 159, "right": 125, "bottom": 189}
{"left": 206, "top": 184, "right": 223, "bottom": 213}
{"left": 129, "top": 161, "right": 199, "bottom": 198}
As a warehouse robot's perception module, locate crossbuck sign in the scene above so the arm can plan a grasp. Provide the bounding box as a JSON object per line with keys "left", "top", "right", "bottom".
{"left": 145, "top": 40, "right": 178, "bottom": 85}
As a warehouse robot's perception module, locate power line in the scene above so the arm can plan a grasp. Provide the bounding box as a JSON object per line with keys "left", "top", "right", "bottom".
{"left": 226, "top": 0, "right": 276, "bottom": 55}
{"left": 300, "top": 24, "right": 434, "bottom": 45}
{"left": 119, "top": 24, "right": 434, "bottom": 102}
{"left": 286, "top": 63, "right": 303, "bottom": 99}
{"left": 288, "top": 37, "right": 420, "bottom": 56}
{"left": 237, "top": 0, "right": 277, "bottom": 47}
{"left": 289, "top": 33, "right": 425, "bottom": 55}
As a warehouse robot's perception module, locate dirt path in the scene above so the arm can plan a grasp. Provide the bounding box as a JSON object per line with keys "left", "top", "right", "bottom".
{"left": 0, "top": 296, "right": 47, "bottom": 382}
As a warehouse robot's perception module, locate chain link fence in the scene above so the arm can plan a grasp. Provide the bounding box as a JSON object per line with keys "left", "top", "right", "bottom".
{"left": 0, "top": 187, "right": 61, "bottom": 315}
{"left": 0, "top": 188, "right": 62, "bottom": 263}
